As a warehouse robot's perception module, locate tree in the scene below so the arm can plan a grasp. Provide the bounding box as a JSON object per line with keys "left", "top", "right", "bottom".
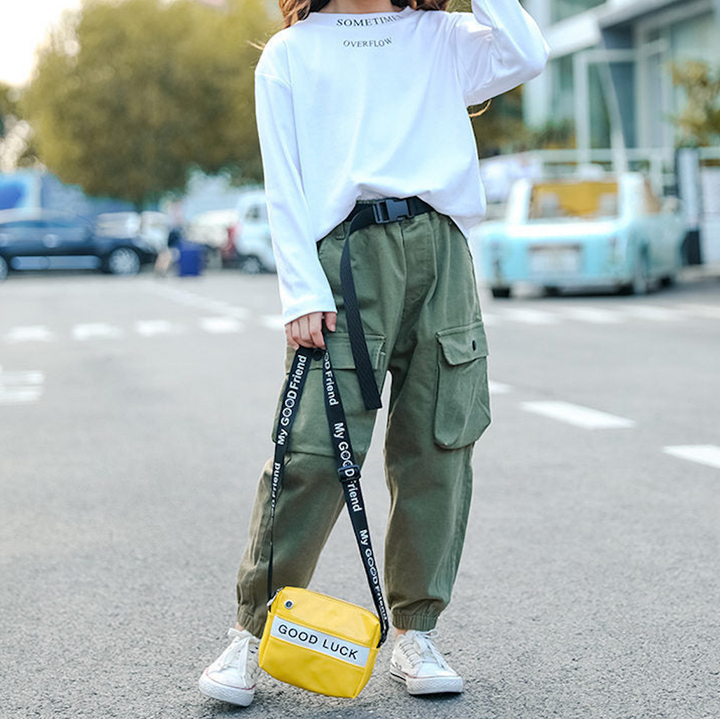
{"left": 0, "top": 82, "right": 15, "bottom": 139}
{"left": 23, "top": 0, "right": 277, "bottom": 207}
{"left": 469, "top": 86, "right": 533, "bottom": 156}
{"left": 1, "top": 83, "right": 20, "bottom": 170}
{"left": 670, "top": 60, "right": 720, "bottom": 147}
{"left": 1, "top": 82, "right": 39, "bottom": 171}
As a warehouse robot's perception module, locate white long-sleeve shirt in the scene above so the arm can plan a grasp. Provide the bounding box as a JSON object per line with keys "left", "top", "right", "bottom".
{"left": 254, "top": 0, "right": 549, "bottom": 322}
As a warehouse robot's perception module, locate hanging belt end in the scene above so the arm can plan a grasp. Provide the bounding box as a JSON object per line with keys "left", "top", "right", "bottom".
{"left": 360, "top": 385, "right": 382, "bottom": 412}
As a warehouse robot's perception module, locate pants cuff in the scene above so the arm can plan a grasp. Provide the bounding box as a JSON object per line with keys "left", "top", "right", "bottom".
{"left": 392, "top": 612, "right": 439, "bottom": 632}
{"left": 237, "top": 606, "right": 267, "bottom": 639}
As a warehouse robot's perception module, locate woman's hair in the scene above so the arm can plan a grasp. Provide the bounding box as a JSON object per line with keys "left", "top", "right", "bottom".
{"left": 279, "top": 0, "right": 449, "bottom": 28}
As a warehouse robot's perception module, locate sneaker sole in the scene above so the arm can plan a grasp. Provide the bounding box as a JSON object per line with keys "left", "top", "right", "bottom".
{"left": 390, "top": 665, "right": 464, "bottom": 695}
{"left": 198, "top": 670, "right": 255, "bottom": 706}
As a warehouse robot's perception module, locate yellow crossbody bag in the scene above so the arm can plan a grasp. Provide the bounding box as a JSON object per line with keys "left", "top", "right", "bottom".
{"left": 258, "top": 347, "right": 390, "bottom": 698}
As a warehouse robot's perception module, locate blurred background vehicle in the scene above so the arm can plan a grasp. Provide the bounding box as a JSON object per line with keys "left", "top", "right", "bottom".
{"left": 185, "top": 209, "right": 239, "bottom": 270}
{"left": 231, "top": 190, "right": 276, "bottom": 275}
{"left": 96, "top": 211, "right": 170, "bottom": 252}
{"left": 95, "top": 212, "right": 141, "bottom": 241}
{"left": 475, "top": 172, "right": 686, "bottom": 298}
{"left": 176, "top": 192, "right": 276, "bottom": 275}
{"left": 0, "top": 208, "right": 158, "bottom": 281}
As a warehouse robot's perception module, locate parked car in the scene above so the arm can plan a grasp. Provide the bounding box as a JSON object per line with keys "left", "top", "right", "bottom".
{"left": 0, "top": 209, "right": 158, "bottom": 281}
{"left": 475, "top": 173, "right": 686, "bottom": 298}
{"left": 232, "top": 190, "right": 276, "bottom": 275}
{"left": 96, "top": 211, "right": 170, "bottom": 253}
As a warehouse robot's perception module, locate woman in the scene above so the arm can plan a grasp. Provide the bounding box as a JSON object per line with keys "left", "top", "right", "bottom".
{"left": 199, "top": 0, "right": 548, "bottom": 706}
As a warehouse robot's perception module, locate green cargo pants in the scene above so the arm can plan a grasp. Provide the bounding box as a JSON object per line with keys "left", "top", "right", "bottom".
{"left": 236, "top": 204, "right": 491, "bottom": 636}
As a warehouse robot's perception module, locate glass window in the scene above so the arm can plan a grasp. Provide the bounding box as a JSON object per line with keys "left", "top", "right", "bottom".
{"left": 50, "top": 218, "right": 86, "bottom": 230}
{"left": 550, "top": 56, "right": 611, "bottom": 149}
{"left": 588, "top": 64, "right": 611, "bottom": 149}
{"left": 9, "top": 220, "right": 45, "bottom": 229}
{"left": 551, "top": 0, "right": 605, "bottom": 24}
{"left": 246, "top": 204, "right": 267, "bottom": 222}
{"left": 643, "top": 180, "right": 662, "bottom": 215}
{"left": 668, "top": 11, "right": 720, "bottom": 130}
{"left": 670, "top": 12, "right": 720, "bottom": 65}
{"left": 551, "top": 55, "right": 575, "bottom": 121}
{"left": 528, "top": 181, "right": 619, "bottom": 220}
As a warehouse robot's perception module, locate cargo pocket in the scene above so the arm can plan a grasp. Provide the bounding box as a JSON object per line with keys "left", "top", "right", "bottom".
{"left": 433, "top": 321, "right": 491, "bottom": 449}
{"left": 271, "top": 333, "right": 386, "bottom": 457}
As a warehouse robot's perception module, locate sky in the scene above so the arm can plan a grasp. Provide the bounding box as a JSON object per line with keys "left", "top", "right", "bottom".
{"left": 0, "top": 0, "right": 82, "bottom": 87}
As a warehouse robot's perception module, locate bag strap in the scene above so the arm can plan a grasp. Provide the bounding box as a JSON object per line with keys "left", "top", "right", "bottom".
{"left": 266, "top": 347, "right": 311, "bottom": 605}
{"left": 266, "top": 346, "right": 390, "bottom": 647}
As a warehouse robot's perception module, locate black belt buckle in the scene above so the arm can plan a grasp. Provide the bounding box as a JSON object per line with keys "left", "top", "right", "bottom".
{"left": 372, "top": 198, "right": 411, "bottom": 224}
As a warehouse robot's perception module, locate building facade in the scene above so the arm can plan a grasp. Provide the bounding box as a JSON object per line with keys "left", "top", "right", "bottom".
{"left": 523, "top": 0, "right": 720, "bottom": 157}
{"left": 517, "top": 0, "right": 720, "bottom": 262}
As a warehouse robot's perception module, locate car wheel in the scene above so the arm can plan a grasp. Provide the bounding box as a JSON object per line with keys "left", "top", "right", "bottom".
{"left": 621, "top": 251, "right": 651, "bottom": 296}
{"left": 204, "top": 247, "right": 223, "bottom": 271}
{"left": 543, "top": 285, "right": 560, "bottom": 297}
{"left": 241, "top": 255, "right": 263, "bottom": 276}
{"left": 659, "top": 275, "right": 675, "bottom": 288}
{"left": 491, "top": 286, "right": 512, "bottom": 299}
{"left": 628, "top": 252, "right": 650, "bottom": 297}
{"left": 0, "top": 255, "right": 8, "bottom": 282}
{"left": 106, "top": 247, "right": 141, "bottom": 276}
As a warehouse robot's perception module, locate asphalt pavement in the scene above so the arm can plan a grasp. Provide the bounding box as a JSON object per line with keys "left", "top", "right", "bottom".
{"left": 1, "top": 266, "right": 719, "bottom": 719}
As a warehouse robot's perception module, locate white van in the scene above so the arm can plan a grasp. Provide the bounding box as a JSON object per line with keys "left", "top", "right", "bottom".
{"left": 233, "top": 190, "right": 276, "bottom": 274}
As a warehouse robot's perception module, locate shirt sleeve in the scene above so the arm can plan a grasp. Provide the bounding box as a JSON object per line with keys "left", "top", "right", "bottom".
{"left": 254, "top": 61, "right": 337, "bottom": 324}
{"left": 451, "top": 0, "right": 550, "bottom": 107}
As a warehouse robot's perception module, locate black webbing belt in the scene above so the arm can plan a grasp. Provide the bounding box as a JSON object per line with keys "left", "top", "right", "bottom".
{"left": 339, "top": 196, "right": 433, "bottom": 411}
{"left": 266, "top": 346, "right": 390, "bottom": 647}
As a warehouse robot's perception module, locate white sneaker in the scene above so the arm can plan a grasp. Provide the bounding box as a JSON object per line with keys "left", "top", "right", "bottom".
{"left": 198, "top": 628, "right": 260, "bottom": 706}
{"left": 390, "top": 629, "right": 463, "bottom": 695}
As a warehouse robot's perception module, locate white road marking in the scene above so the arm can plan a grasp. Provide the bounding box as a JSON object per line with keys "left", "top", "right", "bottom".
{"left": 0, "top": 387, "right": 44, "bottom": 404}
{"left": 677, "top": 303, "right": 720, "bottom": 320}
{"left": 0, "top": 368, "right": 45, "bottom": 405}
{"left": 500, "top": 308, "right": 560, "bottom": 325}
{"left": 200, "top": 317, "right": 244, "bottom": 334}
{"left": 488, "top": 381, "right": 512, "bottom": 395}
{"left": 135, "top": 320, "right": 183, "bottom": 337}
{"left": 148, "top": 285, "right": 250, "bottom": 319}
{"left": 560, "top": 307, "right": 623, "bottom": 324}
{"left": 0, "top": 370, "right": 44, "bottom": 386}
{"left": 5, "top": 326, "right": 56, "bottom": 343}
{"left": 521, "top": 401, "right": 636, "bottom": 429}
{"left": 623, "top": 305, "right": 682, "bottom": 322}
{"left": 260, "top": 314, "right": 286, "bottom": 331}
{"left": 221, "top": 307, "right": 250, "bottom": 320}
{"left": 663, "top": 445, "right": 720, "bottom": 470}
{"left": 72, "top": 323, "right": 124, "bottom": 340}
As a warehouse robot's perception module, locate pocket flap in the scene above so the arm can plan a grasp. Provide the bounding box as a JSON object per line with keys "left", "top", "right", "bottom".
{"left": 436, "top": 321, "right": 488, "bottom": 365}
{"left": 326, "top": 332, "right": 386, "bottom": 370}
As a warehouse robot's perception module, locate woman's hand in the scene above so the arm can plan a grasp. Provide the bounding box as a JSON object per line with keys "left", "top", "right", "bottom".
{"left": 285, "top": 311, "right": 337, "bottom": 350}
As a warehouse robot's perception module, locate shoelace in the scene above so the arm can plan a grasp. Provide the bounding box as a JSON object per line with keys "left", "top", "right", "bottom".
{"left": 400, "top": 630, "right": 451, "bottom": 671}
{"left": 220, "top": 629, "right": 260, "bottom": 683}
